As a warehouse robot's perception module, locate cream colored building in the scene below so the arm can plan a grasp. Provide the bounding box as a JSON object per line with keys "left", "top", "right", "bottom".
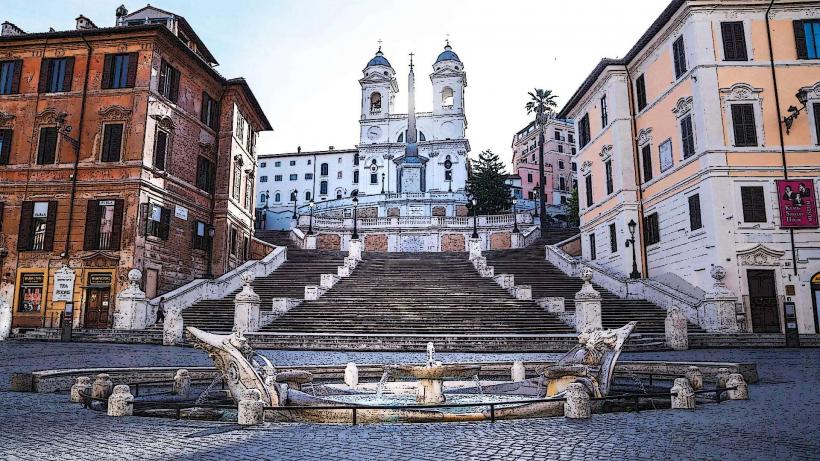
{"left": 559, "top": 0, "right": 820, "bottom": 334}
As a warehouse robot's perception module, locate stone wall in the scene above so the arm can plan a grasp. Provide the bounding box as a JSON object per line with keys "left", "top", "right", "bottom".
{"left": 442, "top": 234, "right": 466, "bottom": 252}
{"left": 317, "top": 233, "right": 341, "bottom": 250}
{"left": 359, "top": 207, "right": 378, "bottom": 218}
{"left": 387, "top": 207, "right": 400, "bottom": 217}
{"left": 432, "top": 206, "right": 446, "bottom": 217}
{"left": 455, "top": 205, "right": 469, "bottom": 217}
{"left": 490, "top": 232, "right": 512, "bottom": 250}
{"left": 365, "top": 234, "right": 388, "bottom": 252}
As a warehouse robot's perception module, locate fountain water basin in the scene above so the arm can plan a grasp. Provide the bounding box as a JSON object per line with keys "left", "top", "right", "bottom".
{"left": 384, "top": 363, "right": 482, "bottom": 404}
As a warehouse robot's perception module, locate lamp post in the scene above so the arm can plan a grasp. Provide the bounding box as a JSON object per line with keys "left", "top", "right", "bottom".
{"left": 206, "top": 226, "right": 216, "bottom": 279}
{"left": 512, "top": 198, "right": 520, "bottom": 233}
{"left": 351, "top": 196, "right": 359, "bottom": 240}
{"left": 292, "top": 189, "right": 298, "bottom": 219}
{"left": 471, "top": 197, "right": 479, "bottom": 239}
{"left": 307, "top": 200, "right": 315, "bottom": 235}
{"left": 381, "top": 172, "right": 385, "bottom": 194}
{"left": 783, "top": 89, "right": 809, "bottom": 134}
{"left": 625, "top": 219, "right": 641, "bottom": 279}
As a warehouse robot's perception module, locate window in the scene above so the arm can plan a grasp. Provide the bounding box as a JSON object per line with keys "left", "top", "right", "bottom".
{"left": 102, "top": 53, "right": 137, "bottom": 89}
{"left": 578, "top": 114, "right": 591, "bottom": 148}
{"left": 146, "top": 204, "right": 170, "bottom": 240}
{"left": 232, "top": 165, "right": 242, "bottom": 200}
{"left": 527, "top": 173, "right": 533, "bottom": 183}
{"left": 600, "top": 95, "right": 608, "bottom": 127}
{"left": 731, "top": 104, "right": 758, "bottom": 146}
{"left": 290, "top": 191, "right": 297, "bottom": 202}
{"left": 0, "top": 60, "right": 21, "bottom": 95}
{"left": 305, "top": 191, "right": 311, "bottom": 201}
{"left": 36, "top": 126, "right": 58, "bottom": 165}
{"left": 243, "top": 235, "right": 250, "bottom": 261}
{"left": 605, "top": 160, "right": 613, "bottom": 195}
{"left": 659, "top": 139, "right": 674, "bottom": 173}
{"left": 305, "top": 173, "right": 313, "bottom": 180}
{"left": 290, "top": 174, "right": 298, "bottom": 181}
{"left": 559, "top": 176, "right": 566, "bottom": 191}
{"left": 84, "top": 199, "right": 123, "bottom": 250}
{"left": 244, "top": 177, "right": 253, "bottom": 210}
{"left": 814, "top": 103, "right": 820, "bottom": 144}
{"left": 353, "top": 170, "right": 359, "bottom": 184}
{"left": 0, "top": 128, "right": 12, "bottom": 164}
{"left": 741, "top": 186, "right": 767, "bottom": 223}
{"left": 558, "top": 144, "right": 564, "bottom": 153}
{"left": 445, "top": 169, "right": 452, "bottom": 181}
{"left": 441, "top": 87, "right": 454, "bottom": 106}
{"left": 794, "top": 19, "right": 820, "bottom": 59}
{"left": 158, "top": 59, "right": 180, "bottom": 102}
{"left": 193, "top": 221, "right": 210, "bottom": 251}
{"left": 336, "top": 190, "right": 343, "bottom": 199}
{"left": 560, "top": 195, "right": 567, "bottom": 205}
{"left": 320, "top": 181, "right": 328, "bottom": 195}
{"left": 644, "top": 212, "right": 660, "bottom": 245}
{"left": 274, "top": 175, "right": 282, "bottom": 181}
{"left": 554, "top": 130, "right": 561, "bottom": 141}
{"left": 572, "top": 147, "right": 576, "bottom": 155}
{"left": 636, "top": 74, "right": 647, "bottom": 111}
{"left": 260, "top": 176, "right": 268, "bottom": 183}
{"left": 337, "top": 171, "right": 342, "bottom": 179}
{"left": 195, "top": 156, "right": 215, "bottom": 193}
{"left": 337, "top": 157, "right": 342, "bottom": 164}
{"left": 641, "top": 144, "right": 653, "bottom": 182}
{"left": 568, "top": 133, "right": 574, "bottom": 143}
{"left": 370, "top": 92, "right": 382, "bottom": 112}
{"left": 230, "top": 227, "right": 238, "bottom": 256}
{"left": 559, "top": 160, "right": 565, "bottom": 170}
{"left": 320, "top": 163, "right": 329, "bottom": 176}
{"left": 688, "top": 194, "right": 702, "bottom": 231}
{"left": 39, "top": 57, "right": 74, "bottom": 93}
{"left": 290, "top": 160, "right": 296, "bottom": 166}
{"left": 589, "top": 233, "right": 596, "bottom": 260}
{"left": 673, "top": 36, "right": 687, "bottom": 79}
{"left": 17, "top": 201, "right": 56, "bottom": 251}
{"left": 370, "top": 173, "right": 378, "bottom": 184}
{"left": 571, "top": 162, "right": 577, "bottom": 172}
{"left": 721, "top": 22, "right": 748, "bottom": 61}
{"left": 353, "top": 155, "right": 359, "bottom": 166}
{"left": 153, "top": 129, "right": 168, "bottom": 170}
{"left": 101, "top": 123, "right": 123, "bottom": 162}
{"left": 201, "top": 92, "right": 219, "bottom": 130}
{"left": 671, "top": 116, "right": 693, "bottom": 162}
{"left": 260, "top": 162, "right": 266, "bottom": 168}
{"left": 609, "top": 223, "right": 618, "bottom": 253}
{"left": 585, "top": 174, "right": 593, "bottom": 207}
{"left": 274, "top": 161, "right": 281, "bottom": 167}
{"left": 274, "top": 192, "right": 281, "bottom": 203}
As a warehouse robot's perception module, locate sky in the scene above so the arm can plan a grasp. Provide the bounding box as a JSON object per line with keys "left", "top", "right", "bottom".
{"left": 4, "top": 0, "right": 669, "bottom": 168}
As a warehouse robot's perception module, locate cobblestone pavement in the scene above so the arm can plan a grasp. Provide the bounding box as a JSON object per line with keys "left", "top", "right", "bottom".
{"left": 1, "top": 342, "right": 819, "bottom": 460}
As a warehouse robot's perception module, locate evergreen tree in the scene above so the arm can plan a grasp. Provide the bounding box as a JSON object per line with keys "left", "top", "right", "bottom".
{"left": 466, "top": 149, "right": 512, "bottom": 215}
{"left": 566, "top": 187, "right": 580, "bottom": 226}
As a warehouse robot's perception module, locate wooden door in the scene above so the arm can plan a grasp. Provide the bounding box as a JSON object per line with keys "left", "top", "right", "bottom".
{"left": 83, "top": 288, "right": 111, "bottom": 328}
{"left": 748, "top": 270, "right": 780, "bottom": 333}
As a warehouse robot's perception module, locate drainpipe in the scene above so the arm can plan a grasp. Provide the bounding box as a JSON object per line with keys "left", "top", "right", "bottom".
{"left": 624, "top": 65, "right": 649, "bottom": 278}
{"left": 765, "top": 0, "right": 799, "bottom": 276}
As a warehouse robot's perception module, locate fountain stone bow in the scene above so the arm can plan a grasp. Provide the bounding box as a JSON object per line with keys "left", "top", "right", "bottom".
{"left": 384, "top": 343, "right": 481, "bottom": 404}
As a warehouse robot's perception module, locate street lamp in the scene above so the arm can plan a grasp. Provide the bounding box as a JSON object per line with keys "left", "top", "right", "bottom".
{"left": 512, "top": 198, "right": 520, "bottom": 234}
{"left": 206, "top": 226, "right": 216, "bottom": 278}
{"left": 351, "top": 196, "right": 359, "bottom": 240}
{"left": 471, "top": 197, "right": 479, "bottom": 239}
{"left": 783, "top": 89, "right": 809, "bottom": 135}
{"left": 292, "top": 189, "right": 298, "bottom": 219}
{"left": 381, "top": 172, "right": 385, "bottom": 194}
{"left": 307, "top": 200, "right": 315, "bottom": 235}
{"left": 625, "top": 219, "right": 641, "bottom": 279}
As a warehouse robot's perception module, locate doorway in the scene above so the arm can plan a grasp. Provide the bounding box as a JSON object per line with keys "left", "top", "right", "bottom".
{"left": 83, "top": 287, "right": 111, "bottom": 328}
{"left": 747, "top": 269, "right": 780, "bottom": 333}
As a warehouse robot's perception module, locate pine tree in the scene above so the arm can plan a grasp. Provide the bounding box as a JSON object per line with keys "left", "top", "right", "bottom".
{"left": 566, "top": 187, "right": 580, "bottom": 226}
{"left": 466, "top": 149, "right": 512, "bottom": 215}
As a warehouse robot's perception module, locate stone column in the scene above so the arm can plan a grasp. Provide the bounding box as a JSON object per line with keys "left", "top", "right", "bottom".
{"left": 163, "top": 309, "right": 184, "bottom": 346}
{"left": 468, "top": 238, "right": 482, "bottom": 261}
{"left": 234, "top": 272, "right": 261, "bottom": 334}
{"left": 238, "top": 389, "right": 264, "bottom": 426}
{"left": 670, "top": 378, "right": 695, "bottom": 410}
{"left": 70, "top": 376, "right": 92, "bottom": 403}
{"left": 726, "top": 373, "right": 749, "bottom": 400}
{"left": 113, "top": 269, "right": 150, "bottom": 330}
{"left": 665, "top": 307, "right": 688, "bottom": 351}
{"left": 574, "top": 267, "right": 602, "bottom": 333}
{"left": 564, "top": 382, "right": 591, "bottom": 419}
{"left": 173, "top": 369, "right": 191, "bottom": 397}
{"left": 685, "top": 366, "right": 703, "bottom": 391}
{"left": 107, "top": 385, "right": 134, "bottom": 417}
{"left": 511, "top": 360, "right": 526, "bottom": 382}
{"left": 699, "top": 266, "right": 741, "bottom": 332}
{"left": 349, "top": 238, "right": 363, "bottom": 261}
{"left": 344, "top": 363, "right": 358, "bottom": 388}
{"left": 91, "top": 373, "right": 114, "bottom": 400}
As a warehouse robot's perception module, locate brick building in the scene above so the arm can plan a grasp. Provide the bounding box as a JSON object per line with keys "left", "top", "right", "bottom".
{"left": 511, "top": 117, "right": 576, "bottom": 207}
{"left": 0, "top": 5, "right": 271, "bottom": 329}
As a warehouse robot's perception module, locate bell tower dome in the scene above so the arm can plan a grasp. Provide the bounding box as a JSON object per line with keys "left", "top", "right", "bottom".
{"left": 360, "top": 47, "right": 398, "bottom": 122}
{"left": 431, "top": 41, "right": 466, "bottom": 116}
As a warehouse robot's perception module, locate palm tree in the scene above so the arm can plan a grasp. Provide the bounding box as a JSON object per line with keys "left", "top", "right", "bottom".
{"left": 525, "top": 88, "right": 558, "bottom": 238}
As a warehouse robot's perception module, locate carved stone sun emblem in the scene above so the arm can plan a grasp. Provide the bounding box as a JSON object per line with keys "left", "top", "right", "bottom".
{"left": 227, "top": 362, "right": 240, "bottom": 383}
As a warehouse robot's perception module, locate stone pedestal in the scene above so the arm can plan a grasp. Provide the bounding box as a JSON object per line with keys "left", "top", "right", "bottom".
{"left": 0, "top": 300, "right": 12, "bottom": 341}
{"left": 564, "top": 383, "right": 591, "bottom": 419}
{"left": 107, "top": 385, "right": 134, "bottom": 417}
{"left": 321, "top": 274, "right": 340, "bottom": 289}
{"left": 163, "top": 309, "right": 184, "bottom": 346}
{"left": 685, "top": 366, "right": 703, "bottom": 391}
{"left": 271, "top": 298, "right": 300, "bottom": 317}
{"left": 304, "top": 286, "right": 325, "bottom": 301}
{"left": 348, "top": 239, "right": 363, "bottom": 261}
{"left": 511, "top": 360, "right": 526, "bottom": 382}
{"left": 344, "top": 363, "right": 359, "bottom": 388}
{"left": 238, "top": 389, "right": 264, "bottom": 425}
{"left": 113, "top": 269, "right": 150, "bottom": 330}
{"left": 665, "top": 307, "right": 688, "bottom": 351}
{"left": 574, "top": 268, "right": 602, "bottom": 333}
{"left": 493, "top": 274, "right": 515, "bottom": 290}
{"left": 468, "top": 238, "right": 482, "bottom": 261}
{"left": 234, "top": 272, "right": 261, "bottom": 333}
{"left": 699, "top": 266, "right": 741, "bottom": 332}
{"left": 304, "top": 234, "right": 317, "bottom": 250}
{"left": 512, "top": 285, "right": 532, "bottom": 301}
{"left": 670, "top": 378, "right": 695, "bottom": 410}
{"left": 92, "top": 373, "right": 113, "bottom": 400}
{"left": 536, "top": 297, "right": 565, "bottom": 314}
{"left": 173, "top": 369, "right": 191, "bottom": 397}
{"left": 726, "top": 373, "right": 749, "bottom": 400}
{"left": 337, "top": 266, "right": 351, "bottom": 277}
{"left": 70, "top": 376, "right": 91, "bottom": 403}
{"left": 417, "top": 378, "right": 446, "bottom": 404}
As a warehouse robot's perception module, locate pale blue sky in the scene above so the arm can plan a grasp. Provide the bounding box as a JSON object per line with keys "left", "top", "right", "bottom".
{"left": 3, "top": 0, "right": 667, "bottom": 166}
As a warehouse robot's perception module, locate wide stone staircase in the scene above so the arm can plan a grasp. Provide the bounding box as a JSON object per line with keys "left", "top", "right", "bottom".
{"left": 484, "top": 245, "right": 703, "bottom": 334}
{"left": 255, "top": 230, "right": 296, "bottom": 249}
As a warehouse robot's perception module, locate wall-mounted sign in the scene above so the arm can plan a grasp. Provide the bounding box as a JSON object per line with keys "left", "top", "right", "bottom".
{"left": 776, "top": 180, "right": 818, "bottom": 229}
{"left": 88, "top": 273, "right": 113, "bottom": 286}
{"left": 99, "top": 200, "right": 116, "bottom": 207}
{"left": 33, "top": 202, "right": 49, "bottom": 218}
{"left": 175, "top": 205, "right": 188, "bottom": 220}
{"left": 52, "top": 265, "right": 76, "bottom": 302}
{"left": 659, "top": 139, "right": 673, "bottom": 173}
{"left": 21, "top": 273, "right": 44, "bottom": 286}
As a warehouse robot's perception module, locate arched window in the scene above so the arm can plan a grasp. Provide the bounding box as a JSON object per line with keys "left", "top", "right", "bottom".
{"left": 274, "top": 192, "right": 281, "bottom": 203}
{"left": 336, "top": 189, "right": 343, "bottom": 199}
{"left": 260, "top": 193, "right": 267, "bottom": 203}
{"left": 441, "top": 86, "right": 454, "bottom": 106}
{"left": 320, "top": 181, "right": 328, "bottom": 195}
{"left": 290, "top": 191, "right": 297, "bottom": 202}
{"left": 351, "top": 189, "right": 358, "bottom": 197}
{"left": 370, "top": 92, "right": 382, "bottom": 113}
{"left": 320, "top": 163, "right": 329, "bottom": 176}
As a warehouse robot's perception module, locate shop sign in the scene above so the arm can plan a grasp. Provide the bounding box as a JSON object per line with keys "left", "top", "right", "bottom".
{"left": 52, "top": 265, "right": 76, "bottom": 302}
{"left": 21, "top": 273, "right": 44, "bottom": 286}
{"left": 776, "top": 180, "right": 818, "bottom": 229}
{"left": 89, "top": 273, "right": 113, "bottom": 285}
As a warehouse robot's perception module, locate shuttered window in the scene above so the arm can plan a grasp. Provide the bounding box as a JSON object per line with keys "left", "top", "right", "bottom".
{"left": 688, "top": 194, "right": 702, "bottom": 231}
{"left": 232, "top": 165, "right": 242, "bottom": 200}
{"left": 635, "top": 74, "right": 647, "bottom": 111}
{"left": 153, "top": 129, "right": 168, "bottom": 170}
{"left": 794, "top": 20, "right": 820, "bottom": 59}
{"left": 158, "top": 59, "right": 180, "bottom": 102}
{"left": 814, "top": 103, "right": 820, "bottom": 144}
{"left": 673, "top": 36, "right": 687, "bottom": 78}
{"left": 741, "top": 186, "right": 767, "bottom": 223}
{"left": 681, "top": 114, "right": 695, "bottom": 159}
{"left": 0, "top": 202, "right": 4, "bottom": 234}
{"left": 589, "top": 233, "right": 597, "bottom": 260}
{"left": 84, "top": 199, "right": 124, "bottom": 250}
{"left": 193, "top": 221, "right": 210, "bottom": 251}
{"left": 101, "top": 123, "right": 123, "bottom": 162}
{"left": 0, "top": 128, "right": 12, "bottom": 164}
{"left": 0, "top": 60, "right": 21, "bottom": 95}
{"left": 731, "top": 104, "right": 758, "bottom": 147}
{"left": 196, "top": 156, "right": 216, "bottom": 193}
{"left": 147, "top": 204, "right": 171, "bottom": 240}
{"left": 102, "top": 53, "right": 138, "bottom": 89}
{"left": 641, "top": 144, "right": 653, "bottom": 182}
{"left": 578, "top": 114, "right": 591, "bottom": 148}
{"left": 609, "top": 223, "right": 618, "bottom": 253}
{"left": 36, "top": 126, "right": 58, "bottom": 165}
{"left": 585, "top": 174, "right": 593, "bottom": 207}
{"left": 605, "top": 160, "right": 613, "bottom": 195}
{"left": 600, "top": 95, "right": 608, "bottom": 127}
{"left": 201, "top": 92, "right": 220, "bottom": 130}
{"left": 644, "top": 212, "right": 660, "bottom": 246}
{"left": 721, "top": 22, "right": 748, "bottom": 61}
{"left": 17, "top": 201, "right": 57, "bottom": 251}
{"left": 230, "top": 227, "right": 238, "bottom": 256}
{"left": 39, "top": 57, "right": 74, "bottom": 93}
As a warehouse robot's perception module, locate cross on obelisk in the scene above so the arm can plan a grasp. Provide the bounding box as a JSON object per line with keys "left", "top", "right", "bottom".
{"left": 409, "top": 52, "right": 414, "bottom": 70}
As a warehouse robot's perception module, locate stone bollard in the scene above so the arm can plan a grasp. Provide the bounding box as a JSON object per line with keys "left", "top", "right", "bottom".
{"left": 670, "top": 377, "right": 695, "bottom": 410}
{"left": 574, "top": 267, "right": 602, "bottom": 333}
{"left": 92, "top": 373, "right": 114, "bottom": 400}
{"left": 238, "top": 389, "right": 264, "bottom": 426}
{"left": 113, "top": 269, "right": 150, "bottom": 330}
{"left": 163, "top": 309, "right": 184, "bottom": 346}
{"left": 726, "top": 373, "right": 749, "bottom": 400}
{"left": 511, "top": 360, "right": 526, "bottom": 382}
{"left": 234, "top": 272, "right": 261, "bottom": 333}
{"left": 665, "top": 307, "right": 688, "bottom": 350}
{"left": 349, "top": 238, "right": 363, "bottom": 261}
{"left": 564, "top": 382, "right": 591, "bottom": 419}
{"left": 70, "top": 376, "right": 92, "bottom": 403}
{"left": 344, "top": 362, "right": 359, "bottom": 388}
{"left": 685, "top": 366, "right": 703, "bottom": 391}
{"left": 513, "top": 285, "right": 532, "bottom": 301}
{"left": 107, "top": 385, "right": 134, "bottom": 416}
{"left": 173, "top": 369, "right": 191, "bottom": 397}
{"left": 468, "top": 238, "right": 482, "bottom": 261}
{"left": 0, "top": 300, "right": 12, "bottom": 341}
{"left": 716, "top": 368, "right": 731, "bottom": 389}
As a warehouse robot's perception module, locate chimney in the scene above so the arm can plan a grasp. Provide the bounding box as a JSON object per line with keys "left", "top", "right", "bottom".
{"left": 297, "top": 146, "right": 301, "bottom": 154}
{"left": 75, "top": 15, "right": 97, "bottom": 30}
{"left": 328, "top": 146, "right": 335, "bottom": 151}
{"left": 1, "top": 21, "right": 26, "bottom": 37}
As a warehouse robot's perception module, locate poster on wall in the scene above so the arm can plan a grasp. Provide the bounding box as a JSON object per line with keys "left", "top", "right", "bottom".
{"left": 52, "top": 265, "right": 76, "bottom": 302}
{"left": 776, "top": 179, "right": 818, "bottom": 229}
